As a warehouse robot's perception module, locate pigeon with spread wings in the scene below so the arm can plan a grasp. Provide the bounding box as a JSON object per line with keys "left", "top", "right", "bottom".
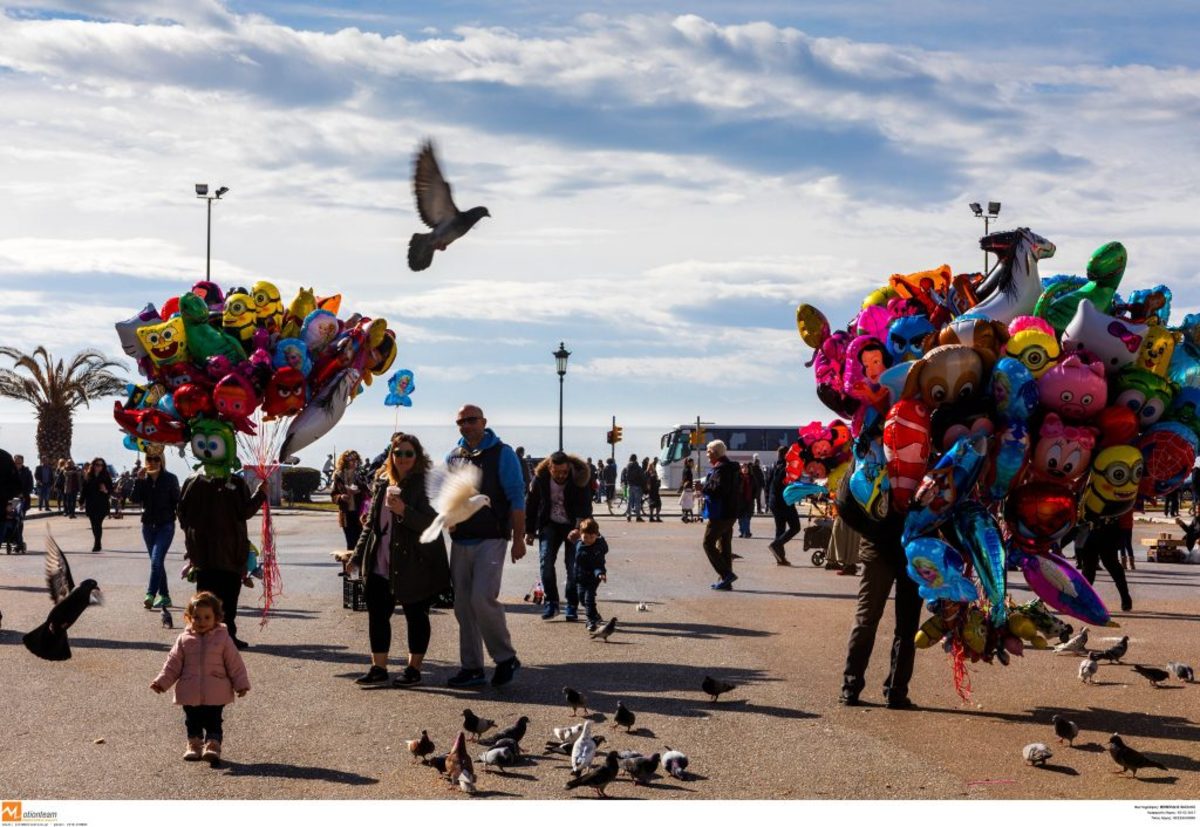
{"left": 408, "top": 140, "right": 490, "bottom": 272}
{"left": 23, "top": 529, "right": 103, "bottom": 661}
{"left": 420, "top": 462, "right": 491, "bottom": 544}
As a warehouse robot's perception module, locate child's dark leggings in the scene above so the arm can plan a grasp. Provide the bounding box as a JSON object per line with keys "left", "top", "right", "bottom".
{"left": 184, "top": 704, "right": 225, "bottom": 741}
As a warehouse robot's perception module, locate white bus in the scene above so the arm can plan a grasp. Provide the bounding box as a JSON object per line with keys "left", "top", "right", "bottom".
{"left": 658, "top": 424, "right": 796, "bottom": 490}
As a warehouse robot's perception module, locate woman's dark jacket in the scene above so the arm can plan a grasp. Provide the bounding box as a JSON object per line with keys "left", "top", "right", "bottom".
{"left": 352, "top": 473, "right": 451, "bottom": 605}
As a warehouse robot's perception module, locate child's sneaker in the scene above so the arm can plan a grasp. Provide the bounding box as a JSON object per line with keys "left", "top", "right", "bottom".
{"left": 152, "top": 595, "right": 172, "bottom": 609}
{"left": 201, "top": 739, "right": 222, "bottom": 765}
{"left": 585, "top": 621, "right": 598, "bottom": 632}
{"left": 183, "top": 738, "right": 204, "bottom": 761}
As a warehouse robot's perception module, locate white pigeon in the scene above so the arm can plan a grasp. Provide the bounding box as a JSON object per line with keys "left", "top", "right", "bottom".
{"left": 1167, "top": 661, "right": 1195, "bottom": 683}
{"left": 663, "top": 747, "right": 689, "bottom": 780}
{"left": 552, "top": 723, "right": 587, "bottom": 742}
{"left": 570, "top": 720, "right": 599, "bottom": 776}
{"left": 1054, "top": 626, "right": 1088, "bottom": 655}
{"left": 1023, "top": 743, "right": 1053, "bottom": 766}
{"left": 457, "top": 766, "right": 476, "bottom": 794}
{"left": 420, "top": 462, "right": 491, "bottom": 544}
{"left": 1079, "top": 653, "right": 1100, "bottom": 683}
{"left": 636, "top": 601, "right": 649, "bottom": 612}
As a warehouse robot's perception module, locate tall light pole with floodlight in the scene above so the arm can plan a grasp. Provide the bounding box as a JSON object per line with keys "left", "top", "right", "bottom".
{"left": 195, "top": 183, "right": 229, "bottom": 279}
{"left": 554, "top": 342, "right": 571, "bottom": 452}
{"left": 969, "top": 200, "right": 1001, "bottom": 272}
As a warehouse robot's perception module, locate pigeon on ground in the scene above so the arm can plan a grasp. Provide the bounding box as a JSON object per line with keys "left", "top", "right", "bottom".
{"left": 636, "top": 602, "right": 649, "bottom": 612}
{"left": 1132, "top": 664, "right": 1171, "bottom": 687}
{"left": 407, "top": 140, "right": 490, "bottom": 272}
{"left": 445, "top": 731, "right": 476, "bottom": 793}
{"left": 552, "top": 722, "right": 587, "bottom": 742}
{"left": 590, "top": 617, "right": 617, "bottom": 642}
{"left": 1167, "top": 661, "right": 1195, "bottom": 683}
{"left": 483, "top": 716, "right": 530, "bottom": 747}
{"left": 1079, "top": 652, "right": 1101, "bottom": 684}
{"left": 1108, "top": 734, "right": 1167, "bottom": 776}
{"left": 1175, "top": 516, "right": 1200, "bottom": 552}
{"left": 420, "top": 462, "right": 490, "bottom": 544}
{"left": 1054, "top": 627, "right": 1088, "bottom": 655}
{"left": 407, "top": 730, "right": 435, "bottom": 764}
{"left": 613, "top": 700, "right": 636, "bottom": 732}
{"left": 563, "top": 687, "right": 589, "bottom": 717}
{"left": 663, "top": 747, "right": 689, "bottom": 780}
{"left": 477, "top": 746, "right": 515, "bottom": 773}
{"left": 1023, "top": 743, "right": 1053, "bottom": 766}
{"left": 24, "top": 562, "right": 103, "bottom": 663}
{"left": 545, "top": 734, "right": 605, "bottom": 756}
{"left": 490, "top": 737, "right": 522, "bottom": 755}
{"left": 1098, "top": 636, "right": 1129, "bottom": 663}
{"left": 570, "top": 721, "right": 599, "bottom": 776}
{"left": 427, "top": 754, "right": 448, "bottom": 775}
{"left": 564, "top": 750, "right": 620, "bottom": 798}
{"left": 462, "top": 708, "right": 496, "bottom": 741}
{"left": 702, "top": 675, "right": 737, "bottom": 702}
{"left": 457, "top": 766, "right": 477, "bottom": 795}
{"left": 1052, "top": 714, "right": 1079, "bottom": 747}
{"left": 621, "top": 752, "right": 660, "bottom": 785}
{"left": 161, "top": 606, "right": 173, "bottom": 629}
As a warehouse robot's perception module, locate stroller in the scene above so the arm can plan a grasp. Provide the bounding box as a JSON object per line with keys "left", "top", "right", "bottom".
{"left": 799, "top": 498, "right": 832, "bottom": 567}
{"left": 3, "top": 497, "right": 27, "bottom": 554}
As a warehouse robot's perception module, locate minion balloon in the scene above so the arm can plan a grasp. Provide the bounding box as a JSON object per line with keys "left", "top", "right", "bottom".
{"left": 1081, "top": 445, "right": 1143, "bottom": 522}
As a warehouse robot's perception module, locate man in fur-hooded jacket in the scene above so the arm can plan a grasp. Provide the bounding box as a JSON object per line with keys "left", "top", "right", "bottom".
{"left": 524, "top": 451, "right": 594, "bottom": 621}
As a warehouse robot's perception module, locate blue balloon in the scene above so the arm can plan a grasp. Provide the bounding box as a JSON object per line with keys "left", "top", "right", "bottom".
{"left": 384, "top": 369, "right": 415, "bottom": 407}
{"left": 990, "top": 356, "right": 1039, "bottom": 423}
{"left": 783, "top": 481, "right": 827, "bottom": 506}
{"left": 905, "top": 536, "right": 979, "bottom": 604}
{"left": 886, "top": 315, "right": 935, "bottom": 363}
{"left": 1168, "top": 340, "right": 1200, "bottom": 389}
{"left": 272, "top": 338, "right": 312, "bottom": 377}
{"left": 902, "top": 434, "right": 990, "bottom": 545}
{"left": 988, "top": 420, "right": 1030, "bottom": 501}
{"left": 947, "top": 500, "right": 1008, "bottom": 622}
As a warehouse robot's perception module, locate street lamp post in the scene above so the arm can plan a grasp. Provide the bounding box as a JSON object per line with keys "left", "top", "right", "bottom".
{"left": 969, "top": 200, "right": 1002, "bottom": 272}
{"left": 553, "top": 342, "right": 571, "bottom": 452}
{"left": 195, "top": 184, "right": 229, "bottom": 279}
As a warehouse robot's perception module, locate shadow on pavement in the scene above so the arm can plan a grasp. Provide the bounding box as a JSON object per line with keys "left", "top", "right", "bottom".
{"left": 0, "top": 585, "right": 49, "bottom": 594}
{"left": 1035, "top": 764, "right": 1079, "bottom": 776}
{"left": 220, "top": 761, "right": 378, "bottom": 785}
{"left": 734, "top": 589, "right": 858, "bottom": 601}
{"left": 918, "top": 703, "right": 1200, "bottom": 746}
{"left": 616, "top": 621, "right": 774, "bottom": 640}
{"left": 246, "top": 641, "right": 363, "bottom": 665}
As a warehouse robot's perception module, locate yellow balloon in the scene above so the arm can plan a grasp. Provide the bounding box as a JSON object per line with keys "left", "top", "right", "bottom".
{"left": 862, "top": 286, "right": 896, "bottom": 308}
{"left": 795, "top": 303, "right": 829, "bottom": 349}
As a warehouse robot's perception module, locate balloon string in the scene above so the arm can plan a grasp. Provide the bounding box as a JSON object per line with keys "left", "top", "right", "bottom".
{"left": 951, "top": 637, "right": 972, "bottom": 702}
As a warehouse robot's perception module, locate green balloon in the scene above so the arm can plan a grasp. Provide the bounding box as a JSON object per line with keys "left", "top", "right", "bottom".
{"left": 179, "top": 293, "right": 246, "bottom": 364}
{"left": 1034, "top": 241, "right": 1126, "bottom": 333}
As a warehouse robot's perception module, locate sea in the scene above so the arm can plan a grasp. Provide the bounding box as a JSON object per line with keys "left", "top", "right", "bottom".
{"left": 0, "top": 416, "right": 671, "bottom": 473}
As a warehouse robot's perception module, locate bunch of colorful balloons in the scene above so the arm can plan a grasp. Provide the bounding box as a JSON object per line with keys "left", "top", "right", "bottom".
{"left": 114, "top": 279, "right": 396, "bottom": 469}
{"left": 795, "top": 227, "right": 1200, "bottom": 683}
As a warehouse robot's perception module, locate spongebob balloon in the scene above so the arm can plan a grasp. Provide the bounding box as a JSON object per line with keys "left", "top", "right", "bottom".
{"left": 136, "top": 316, "right": 189, "bottom": 369}
{"left": 189, "top": 417, "right": 240, "bottom": 477}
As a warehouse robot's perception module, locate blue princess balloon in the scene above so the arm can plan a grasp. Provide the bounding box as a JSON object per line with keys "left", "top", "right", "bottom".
{"left": 385, "top": 369, "right": 415, "bottom": 407}
{"left": 904, "top": 536, "right": 979, "bottom": 605}
{"left": 272, "top": 338, "right": 312, "bottom": 377}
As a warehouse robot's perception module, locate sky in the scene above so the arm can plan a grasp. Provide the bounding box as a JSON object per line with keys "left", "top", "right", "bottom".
{"left": 2, "top": 1, "right": 1200, "bottom": 464}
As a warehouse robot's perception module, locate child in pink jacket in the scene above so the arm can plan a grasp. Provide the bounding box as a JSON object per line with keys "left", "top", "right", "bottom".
{"left": 151, "top": 591, "right": 250, "bottom": 764}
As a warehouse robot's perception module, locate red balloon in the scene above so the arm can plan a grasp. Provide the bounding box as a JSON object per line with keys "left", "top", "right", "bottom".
{"left": 160, "top": 296, "right": 180, "bottom": 320}
{"left": 1093, "top": 405, "right": 1139, "bottom": 448}
{"left": 173, "top": 383, "right": 213, "bottom": 419}
{"left": 1005, "top": 480, "right": 1077, "bottom": 551}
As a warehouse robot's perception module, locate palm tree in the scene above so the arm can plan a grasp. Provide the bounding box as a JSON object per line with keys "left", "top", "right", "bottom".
{"left": 0, "top": 346, "right": 127, "bottom": 464}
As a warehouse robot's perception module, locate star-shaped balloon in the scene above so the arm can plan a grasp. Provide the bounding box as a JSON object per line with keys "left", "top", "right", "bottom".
{"left": 385, "top": 369, "right": 414, "bottom": 407}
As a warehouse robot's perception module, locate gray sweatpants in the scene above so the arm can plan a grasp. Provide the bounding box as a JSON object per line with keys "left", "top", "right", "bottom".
{"left": 450, "top": 538, "right": 516, "bottom": 669}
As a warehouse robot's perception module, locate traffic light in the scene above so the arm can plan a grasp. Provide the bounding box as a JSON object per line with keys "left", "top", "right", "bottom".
{"left": 612, "top": 425, "right": 623, "bottom": 444}
{"left": 605, "top": 429, "right": 614, "bottom": 445}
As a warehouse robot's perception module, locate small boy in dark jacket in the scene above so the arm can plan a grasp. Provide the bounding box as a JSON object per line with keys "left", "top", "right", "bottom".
{"left": 567, "top": 517, "right": 608, "bottom": 631}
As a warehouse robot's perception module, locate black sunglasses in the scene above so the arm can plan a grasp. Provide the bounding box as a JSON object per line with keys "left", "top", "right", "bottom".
{"left": 456, "top": 416, "right": 481, "bottom": 426}
{"left": 392, "top": 449, "right": 416, "bottom": 459}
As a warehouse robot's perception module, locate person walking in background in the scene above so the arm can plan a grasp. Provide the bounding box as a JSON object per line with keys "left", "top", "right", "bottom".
{"left": 681, "top": 457, "right": 695, "bottom": 492}
{"left": 751, "top": 454, "right": 766, "bottom": 515}
{"left": 515, "top": 446, "right": 533, "bottom": 493}
{"left": 1117, "top": 508, "right": 1136, "bottom": 571}
{"left": 150, "top": 591, "right": 250, "bottom": 765}
{"left": 13, "top": 454, "right": 33, "bottom": 513}
{"left": 701, "top": 440, "right": 740, "bottom": 591}
{"left": 34, "top": 458, "right": 53, "bottom": 511}
{"left": 350, "top": 432, "right": 451, "bottom": 688}
{"left": 524, "top": 451, "right": 594, "bottom": 622}
{"left": 623, "top": 454, "right": 645, "bottom": 522}
{"left": 1076, "top": 516, "right": 1133, "bottom": 612}
{"left": 51, "top": 459, "right": 66, "bottom": 512}
{"left": 132, "top": 451, "right": 181, "bottom": 610}
{"left": 736, "top": 462, "right": 755, "bottom": 538}
{"left": 602, "top": 458, "right": 617, "bottom": 504}
{"left": 1164, "top": 488, "right": 1181, "bottom": 518}
{"left": 766, "top": 446, "right": 799, "bottom": 565}
{"left": 62, "top": 459, "right": 81, "bottom": 518}
{"left": 646, "top": 459, "right": 663, "bottom": 522}
{"left": 81, "top": 457, "right": 113, "bottom": 551}
{"left": 331, "top": 450, "right": 367, "bottom": 551}
{"left": 444, "top": 404, "right": 526, "bottom": 688}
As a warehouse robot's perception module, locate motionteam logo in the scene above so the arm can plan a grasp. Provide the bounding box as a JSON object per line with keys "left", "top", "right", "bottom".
{"left": 2, "top": 802, "right": 57, "bottom": 824}
{"left": 1, "top": 802, "right": 19, "bottom": 822}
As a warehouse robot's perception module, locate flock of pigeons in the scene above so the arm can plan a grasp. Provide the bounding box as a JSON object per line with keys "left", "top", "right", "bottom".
{"left": 403, "top": 679, "right": 738, "bottom": 797}
{"left": 1019, "top": 628, "right": 1195, "bottom": 777}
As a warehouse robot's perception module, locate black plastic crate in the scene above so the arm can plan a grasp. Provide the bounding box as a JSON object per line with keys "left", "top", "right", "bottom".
{"left": 342, "top": 576, "right": 368, "bottom": 611}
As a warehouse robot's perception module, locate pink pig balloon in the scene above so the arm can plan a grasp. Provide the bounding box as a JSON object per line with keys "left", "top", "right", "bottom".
{"left": 1037, "top": 354, "right": 1106, "bottom": 422}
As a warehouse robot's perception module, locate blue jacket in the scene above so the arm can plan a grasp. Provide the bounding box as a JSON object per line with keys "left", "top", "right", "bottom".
{"left": 574, "top": 536, "right": 608, "bottom": 582}
{"left": 447, "top": 429, "right": 526, "bottom": 543}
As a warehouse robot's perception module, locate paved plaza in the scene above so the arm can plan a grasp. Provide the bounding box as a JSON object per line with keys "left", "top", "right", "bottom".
{"left": 1, "top": 509, "right": 1197, "bottom": 800}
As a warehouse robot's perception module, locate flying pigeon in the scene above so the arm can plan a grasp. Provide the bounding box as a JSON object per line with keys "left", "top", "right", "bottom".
{"left": 407, "top": 730, "right": 435, "bottom": 764}
{"left": 621, "top": 752, "right": 660, "bottom": 785}
{"left": 1132, "top": 664, "right": 1170, "bottom": 687}
{"left": 161, "top": 606, "right": 173, "bottom": 629}
{"left": 483, "top": 715, "right": 529, "bottom": 747}
{"left": 590, "top": 617, "right": 617, "bottom": 642}
{"left": 462, "top": 708, "right": 496, "bottom": 741}
{"left": 613, "top": 700, "right": 636, "bottom": 732}
{"left": 24, "top": 533, "right": 103, "bottom": 660}
{"left": 564, "top": 750, "right": 620, "bottom": 798}
{"left": 570, "top": 720, "right": 599, "bottom": 776}
{"left": 477, "top": 746, "right": 515, "bottom": 773}
{"left": 1167, "top": 661, "right": 1195, "bottom": 683}
{"left": 1023, "top": 743, "right": 1053, "bottom": 766}
{"left": 1054, "top": 626, "right": 1088, "bottom": 655}
{"left": 563, "top": 686, "right": 589, "bottom": 717}
{"left": 702, "top": 675, "right": 737, "bottom": 702}
{"left": 552, "top": 722, "right": 587, "bottom": 742}
{"left": 1108, "top": 734, "right": 1167, "bottom": 776}
{"left": 420, "top": 462, "right": 491, "bottom": 544}
{"left": 663, "top": 747, "right": 689, "bottom": 780}
{"left": 1098, "top": 636, "right": 1129, "bottom": 663}
{"left": 44, "top": 529, "right": 77, "bottom": 601}
{"left": 407, "top": 140, "right": 490, "bottom": 272}
{"left": 1052, "top": 714, "right": 1079, "bottom": 747}
{"left": 1079, "top": 652, "right": 1100, "bottom": 684}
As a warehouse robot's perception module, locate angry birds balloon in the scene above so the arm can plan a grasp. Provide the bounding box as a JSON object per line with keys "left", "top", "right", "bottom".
{"left": 263, "top": 366, "right": 307, "bottom": 419}
{"left": 189, "top": 417, "right": 241, "bottom": 477}
{"left": 886, "top": 315, "right": 935, "bottom": 363}
{"left": 212, "top": 372, "right": 260, "bottom": 433}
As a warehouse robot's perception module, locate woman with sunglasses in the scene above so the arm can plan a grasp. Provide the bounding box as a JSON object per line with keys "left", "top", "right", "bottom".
{"left": 80, "top": 457, "right": 114, "bottom": 552}
{"left": 133, "top": 452, "right": 181, "bottom": 609}
{"left": 330, "top": 450, "right": 366, "bottom": 551}
{"left": 350, "top": 433, "right": 451, "bottom": 688}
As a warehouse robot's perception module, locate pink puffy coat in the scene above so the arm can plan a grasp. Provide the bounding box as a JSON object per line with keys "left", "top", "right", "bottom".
{"left": 154, "top": 623, "right": 250, "bottom": 706}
